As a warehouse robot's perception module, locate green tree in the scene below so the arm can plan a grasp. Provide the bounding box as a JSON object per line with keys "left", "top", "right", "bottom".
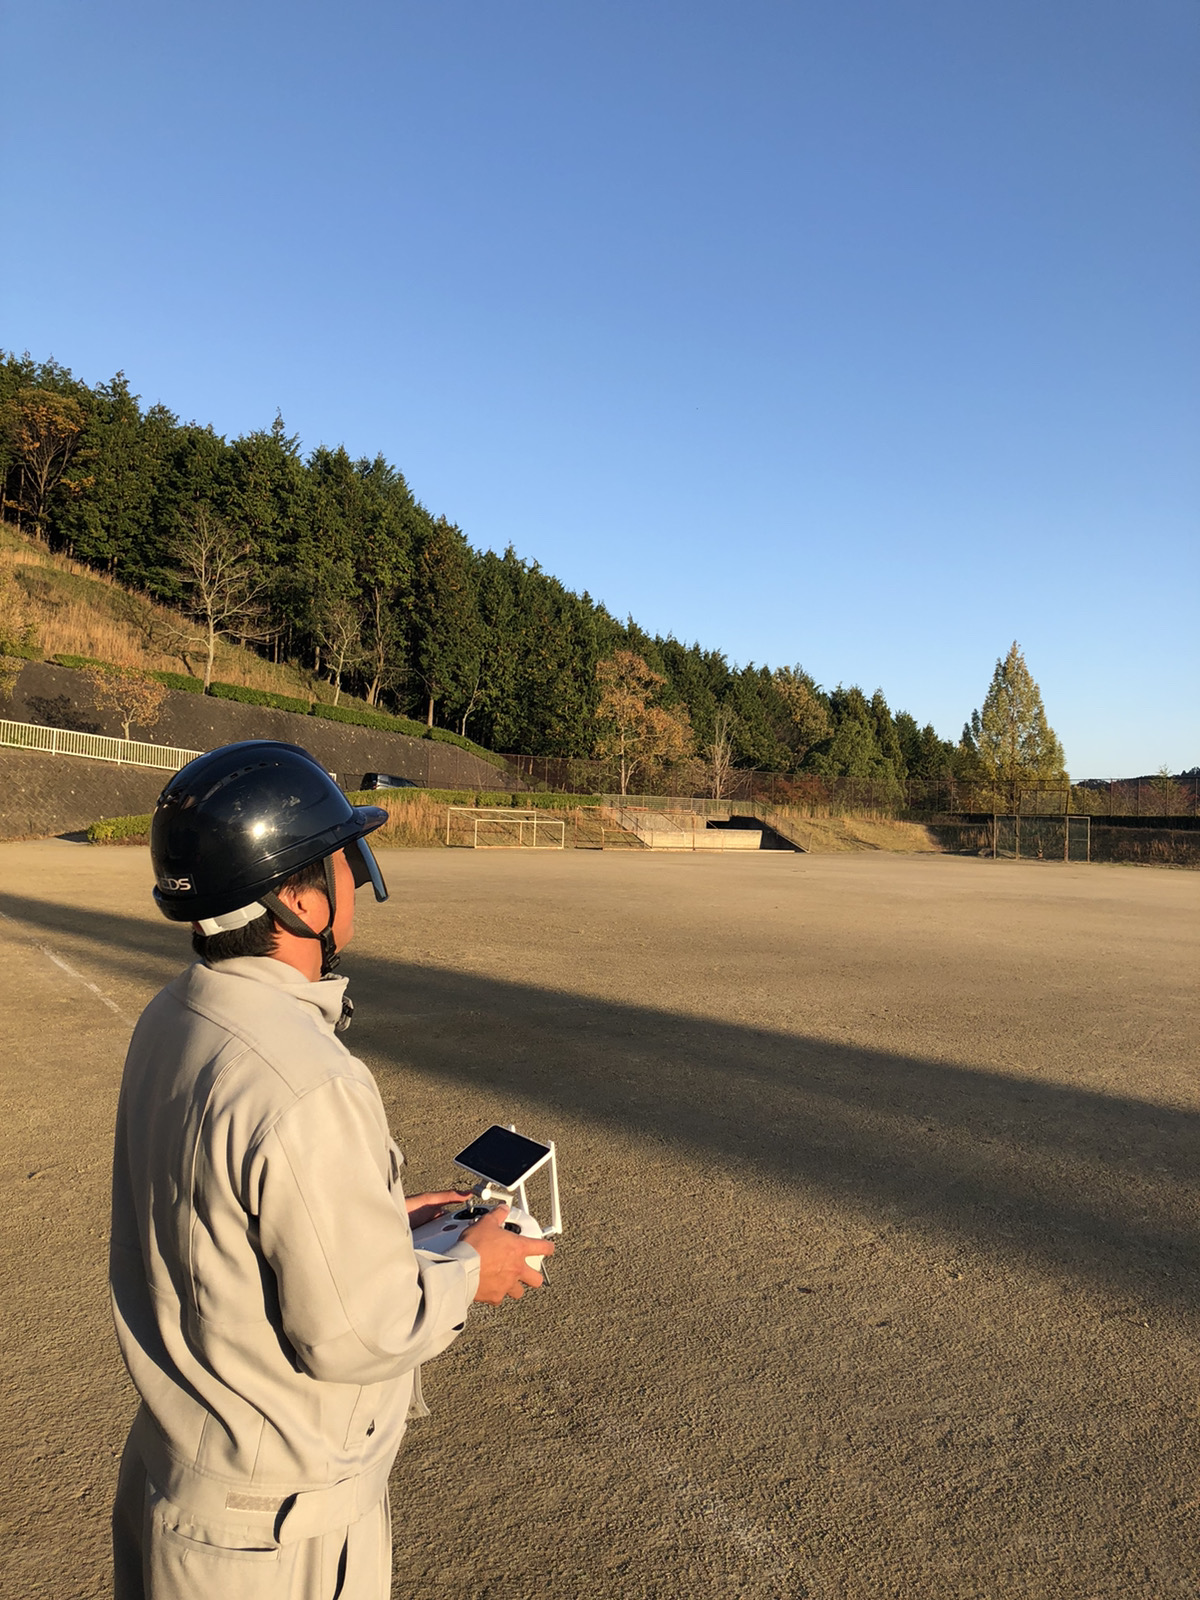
{"left": 225, "top": 416, "right": 311, "bottom": 660}
{"left": 356, "top": 456, "right": 418, "bottom": 709}
{"left": 144, "top": 421, "right": 234, "bottom": 600}
{"left": 869, "top": 689, "right": 906, "bottom": 781}
{"left": 895, "top": 711, "right": 954, "bottom": 780}
{"left": 805, "top": 686, "right": 900, "bottom": 784}
{"left": 411, "top": 517, "right": 480, "bottom": 726}
{"left": 968, "top": 642, "right": 1066, "bottom": 805}
{"left": 50, "top": 374, "right": 158, "bottom": 573}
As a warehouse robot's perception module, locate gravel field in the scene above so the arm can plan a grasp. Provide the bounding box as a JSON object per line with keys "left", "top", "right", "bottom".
{"left": 1, "top": 843, "right": 1197, "bottom": 1599}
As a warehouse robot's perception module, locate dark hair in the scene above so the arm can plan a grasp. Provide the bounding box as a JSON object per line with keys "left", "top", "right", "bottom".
{"left": 191, "top": 858, "right": 330, "bottom": 964}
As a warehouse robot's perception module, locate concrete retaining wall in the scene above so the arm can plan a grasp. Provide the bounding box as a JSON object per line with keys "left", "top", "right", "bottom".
{"left": 0, "top": 748, "right": 170, "bottom": 839}
{"left": 1, "top": 662, "right": 514, "bottom": 839}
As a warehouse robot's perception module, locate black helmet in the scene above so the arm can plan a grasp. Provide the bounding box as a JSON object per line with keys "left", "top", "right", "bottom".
{"left": 152, "top": 740, "right": 389, "bottom": 971}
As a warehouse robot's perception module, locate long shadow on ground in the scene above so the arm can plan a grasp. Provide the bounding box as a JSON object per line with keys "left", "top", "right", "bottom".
{"left": 4, "top": 888, "right": 1198, "bottom": 1322}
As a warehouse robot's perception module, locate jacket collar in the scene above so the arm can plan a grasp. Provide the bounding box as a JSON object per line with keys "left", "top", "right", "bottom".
{"left": 202, "top": 956, "right": 350, "bottom": 1034}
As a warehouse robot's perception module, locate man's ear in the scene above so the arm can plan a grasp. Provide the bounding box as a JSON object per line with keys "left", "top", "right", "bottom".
{"left": 275, "top": 881, "right": 330, "bottom": 929}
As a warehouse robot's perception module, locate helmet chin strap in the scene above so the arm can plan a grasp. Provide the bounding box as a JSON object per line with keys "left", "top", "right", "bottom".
{"left": 261, "top": 855, "right": 341, "bottom": 976}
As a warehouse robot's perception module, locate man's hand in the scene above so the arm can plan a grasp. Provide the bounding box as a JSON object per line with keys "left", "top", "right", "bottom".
{"left": 405, "top": 1191, "right": 472, "bottom": 1231}
{"left": 463, "top": 1204, "right": 555, "bottom": 1305}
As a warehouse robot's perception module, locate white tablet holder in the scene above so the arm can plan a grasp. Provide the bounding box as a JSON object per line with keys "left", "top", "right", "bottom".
{"left": 410, "top": 1124, "right": 563, "bottom": 1264}
{"left": 464, "top": 1124, "right": 563, "bottom": 1238}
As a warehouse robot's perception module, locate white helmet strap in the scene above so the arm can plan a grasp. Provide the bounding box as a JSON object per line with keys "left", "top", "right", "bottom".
{"left": 193, "top": 903, "right": 269, "bottom": 936}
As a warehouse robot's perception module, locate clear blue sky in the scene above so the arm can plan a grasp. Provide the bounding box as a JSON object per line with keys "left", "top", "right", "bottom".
{"left": 3, "top": 0, "right": 1196, "bottom": 776}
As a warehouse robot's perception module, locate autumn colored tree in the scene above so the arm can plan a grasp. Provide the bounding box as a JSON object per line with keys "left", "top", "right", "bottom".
{"left": 594, "top": 650, "right": 693, "bottom": 794}
{"left": 1, "top": 388, "right": 90, "bottom": 538}
{"left": 81, "top": 663, "right": 168, "bottom": 741}
{"left": 772, "top": 665, "right": 831, "bottom": 764}
{"left": 966, "top": 642, "right": 1066, "bottom": 805}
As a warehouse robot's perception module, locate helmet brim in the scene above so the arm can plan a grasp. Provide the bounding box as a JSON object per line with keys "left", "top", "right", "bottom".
{"left": 346, "top": 833, "right": 389, "bottom": 902}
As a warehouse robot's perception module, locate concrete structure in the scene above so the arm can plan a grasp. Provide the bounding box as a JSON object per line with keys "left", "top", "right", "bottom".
{"left": 607, "top": 806, "right": 767, "bottom": 850}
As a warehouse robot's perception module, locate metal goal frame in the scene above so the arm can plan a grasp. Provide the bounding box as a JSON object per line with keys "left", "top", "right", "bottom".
{"left": 991, "top": 814, "right": 1091, "bottom": 863}
{"left": 445, "top": 806, "right": 567, "bottom": 850}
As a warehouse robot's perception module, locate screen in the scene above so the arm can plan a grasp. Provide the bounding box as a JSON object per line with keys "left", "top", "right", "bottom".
{"left": 454, "top": 1126, "right": 551, "bottom": 1189}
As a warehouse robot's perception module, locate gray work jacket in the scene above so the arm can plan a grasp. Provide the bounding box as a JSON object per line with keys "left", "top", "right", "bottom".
{"left": 110, "top": 956, "right": 478, "bottom": 1538}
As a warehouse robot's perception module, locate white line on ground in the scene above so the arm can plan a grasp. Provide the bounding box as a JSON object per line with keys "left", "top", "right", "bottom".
{"left": 0, "top": 909, "right": 135, "bottom": 1026}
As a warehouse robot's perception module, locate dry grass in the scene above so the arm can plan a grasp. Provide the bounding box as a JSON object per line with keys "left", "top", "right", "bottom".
{"left": 0, "top": 526, "right": 326, "bottom": 698}
{"left": 367, "top": 798, "right": 641, "bottom": 851}
{"left": 371, "top": 796, "right": 450, "bottom": 848}
{"left": 771, "top": 809, "right": 941, "bottom": 853}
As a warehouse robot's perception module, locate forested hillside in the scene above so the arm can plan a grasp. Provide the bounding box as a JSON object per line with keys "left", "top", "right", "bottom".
{"left": 0, "top": 353, "right": 959, "bottom": 780}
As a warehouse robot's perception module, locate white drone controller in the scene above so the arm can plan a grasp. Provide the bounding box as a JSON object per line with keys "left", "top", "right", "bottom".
{"left": 410, "top": 1124, "right": 562, "bottom": 1273}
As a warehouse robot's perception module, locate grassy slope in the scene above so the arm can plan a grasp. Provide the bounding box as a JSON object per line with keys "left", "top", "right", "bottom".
{"left": 4, "top": 522, "right": 349, "bottom": 702}
{"left": 769, "top": 810, "right": 942, "bottom": 852}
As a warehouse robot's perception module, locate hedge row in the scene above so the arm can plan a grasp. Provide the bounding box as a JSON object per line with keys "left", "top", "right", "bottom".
{"left": 425, "top": 726, "right": 502, "bottom": 761}
{"left": 148, "top": 670, "right": 205, "bottom": 694}
{"left": 310, "top": 701, "right": 501, "bottom": 763}
{"left": 311, "top": 700, "right": 428, "bottom": 737}
{"left": 208, "top": 680, "right": 313, "bottom": 715}
{"left": 88, "top": 813, "right": 153, "bottom": 844}
{"left": 51, "top": 653, "right": 110, "bottom": 670}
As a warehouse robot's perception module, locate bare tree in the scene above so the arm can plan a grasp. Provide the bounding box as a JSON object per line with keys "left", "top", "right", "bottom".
{"left": 82, "top": 663, "right": 168, "bottom": 741}
{"left": 171, "top": 508, "right": 268, "bottom": 689}
{"left": 457, "top": 661, "right": 482, "bottom": 739}
{"left": 314, "top": 594, "right": 366, "bottom": 706}
{"left": 362, "top": 584, "right": 405, "bottom": 708}
{"left": 706, "top": 705, "right": 737, "bottom": 799}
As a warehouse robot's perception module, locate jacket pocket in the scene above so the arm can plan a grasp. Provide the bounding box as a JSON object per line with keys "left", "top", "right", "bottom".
{"left": 343, "top": 1382, "right": 384, "bottom": 1449}
{"left": 151, "top": 1512, "right": 282, "bottom": 1599}
{"left": 158, "top": 1523, "right": 279, "bottom": 1561}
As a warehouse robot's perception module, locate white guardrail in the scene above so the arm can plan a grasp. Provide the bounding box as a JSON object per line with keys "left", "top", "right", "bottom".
{"left": 0, "top": 718, "right": 202, "bottom": 773}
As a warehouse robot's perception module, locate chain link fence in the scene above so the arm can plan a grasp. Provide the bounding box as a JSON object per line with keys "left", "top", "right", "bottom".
{"left": 498, "top": 755, "right": 1200, "bottom": 819}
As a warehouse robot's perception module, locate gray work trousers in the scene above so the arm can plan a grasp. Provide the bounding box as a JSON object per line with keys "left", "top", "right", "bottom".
{"left": 112, "top": 1432, "right": 392, "bottom": 1600}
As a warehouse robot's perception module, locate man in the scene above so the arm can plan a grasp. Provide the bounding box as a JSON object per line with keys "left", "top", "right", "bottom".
{"left": 110, "top": 739, "right": 551, "bottom": 1598}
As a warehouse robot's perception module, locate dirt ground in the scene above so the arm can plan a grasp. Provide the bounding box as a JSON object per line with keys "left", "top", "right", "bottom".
{"left": 1, "top": 845, "right": 1197, "bottom": 1600}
